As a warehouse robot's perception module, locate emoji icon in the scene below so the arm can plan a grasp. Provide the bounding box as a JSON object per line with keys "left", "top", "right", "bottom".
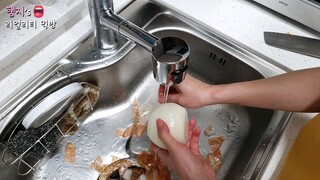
{"left": 34, "top": 5, "right": 44, "bottom": 18}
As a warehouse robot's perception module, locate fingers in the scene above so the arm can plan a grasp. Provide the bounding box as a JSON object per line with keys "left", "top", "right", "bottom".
{"left": 187, "top": 119, "right": 202, "bottom": 157}
{"left": 156, "top": 119, "right": 180, "bottom": 151}
{"left": 158, "top": 85, "right": 180, "bottom": 104}
{"left": 166, "top": 94, "right": 181, "bottom": 104}
{"left": 158, "top": 85, "right": 165, "bottom": 103}
{"left": 186, "top": 118, "right": 197, "bottom": 147}
{"left": 190, "top": 126, "right": 201, "bottom": 156}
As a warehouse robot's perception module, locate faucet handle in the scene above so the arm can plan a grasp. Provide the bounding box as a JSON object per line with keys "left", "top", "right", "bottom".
{"left": 152, "top": 37, "right": 190, "bottom": 85}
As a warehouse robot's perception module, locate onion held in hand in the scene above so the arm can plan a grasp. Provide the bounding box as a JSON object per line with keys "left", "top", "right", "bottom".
{"left": 147, "top": 103, "right": 188, "bottom": 149}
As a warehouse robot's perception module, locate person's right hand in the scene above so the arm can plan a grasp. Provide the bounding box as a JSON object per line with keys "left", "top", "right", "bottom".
{"left": 150, "top": 119, "right": 217, "bottom": 180}
{"left": 158, "top": 74, "right": 213, "bottom": 108}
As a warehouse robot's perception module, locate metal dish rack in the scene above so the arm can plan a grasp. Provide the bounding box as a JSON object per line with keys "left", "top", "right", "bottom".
{"left": 1, "top": 82, "right": 95, "bottom": 175}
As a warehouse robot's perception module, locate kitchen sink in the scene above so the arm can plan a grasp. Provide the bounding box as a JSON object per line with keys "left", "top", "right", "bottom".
{"left": 0, "top": 0, "right": 291, "bottom": 179}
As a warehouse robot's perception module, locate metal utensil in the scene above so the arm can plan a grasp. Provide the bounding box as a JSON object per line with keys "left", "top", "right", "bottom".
{"left": 125, "top": 136, "right": 138, "bottom": 161}
{"left": 264, "top": 32, "right": 320, "bottom": 58}
{"left": 125, "top": 135, "right": 151, "bottom": 165}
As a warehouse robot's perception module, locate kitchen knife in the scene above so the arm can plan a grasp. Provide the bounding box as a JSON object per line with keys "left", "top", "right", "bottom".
{"left": 264, "top": 32, "right": 320, "bottom": 58}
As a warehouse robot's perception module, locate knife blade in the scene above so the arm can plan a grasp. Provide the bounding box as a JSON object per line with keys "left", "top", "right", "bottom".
{"left": 264, "top": 32, "right": 320, "bottom": 58}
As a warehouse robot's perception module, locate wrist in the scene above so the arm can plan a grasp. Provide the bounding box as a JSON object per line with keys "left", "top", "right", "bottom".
{"left": 203, "top": 84, "right": 228, "bottom": 106}
{"left": 187, "top": 165, "right": 217, "bottom": 180}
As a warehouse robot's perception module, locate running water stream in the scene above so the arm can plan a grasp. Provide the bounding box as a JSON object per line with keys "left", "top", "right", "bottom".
{"left": 163, "top": 81, "right": 173, "bottom": 103}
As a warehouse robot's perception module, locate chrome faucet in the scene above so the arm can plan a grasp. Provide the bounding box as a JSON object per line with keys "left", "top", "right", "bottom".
{"left": 87, "top": 0, "right": 189, "bottom": 84}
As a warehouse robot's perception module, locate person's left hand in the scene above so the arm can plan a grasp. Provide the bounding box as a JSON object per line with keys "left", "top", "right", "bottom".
{"left": 150, "top": 118, "right": 217, "bottom": 180}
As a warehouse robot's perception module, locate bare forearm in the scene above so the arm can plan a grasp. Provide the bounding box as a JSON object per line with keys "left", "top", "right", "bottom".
{"left": 209, "top": 67, "right": 320, "bottom": 112}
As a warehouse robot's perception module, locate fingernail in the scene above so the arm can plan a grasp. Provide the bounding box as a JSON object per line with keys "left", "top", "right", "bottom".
{"left": 156, "top": 119, "right": 163, "bottom": 128}
{"left": 156, "top": 119, "right": 164, "bottom": 134}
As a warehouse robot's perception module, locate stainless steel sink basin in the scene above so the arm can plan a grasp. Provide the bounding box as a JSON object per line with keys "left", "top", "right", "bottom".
{"left": 0, "top": 0, "right": 291, "bottom": 179}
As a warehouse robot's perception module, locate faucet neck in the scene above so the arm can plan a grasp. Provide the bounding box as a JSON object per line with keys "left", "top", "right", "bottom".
{"left": 100, "top": 9, "right": 161, "bottom": 53}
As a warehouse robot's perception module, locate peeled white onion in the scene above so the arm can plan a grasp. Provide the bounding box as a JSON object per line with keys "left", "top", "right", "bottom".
{"left": 147, "top": 103, "right": 188, "bottom": 149}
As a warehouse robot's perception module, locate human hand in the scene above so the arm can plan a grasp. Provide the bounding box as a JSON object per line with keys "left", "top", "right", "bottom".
{"left": 150, "top": 118, "right": 217, "bottom": 180}
{"left": 158, "top": 74, "right": 213, "bottom": 108}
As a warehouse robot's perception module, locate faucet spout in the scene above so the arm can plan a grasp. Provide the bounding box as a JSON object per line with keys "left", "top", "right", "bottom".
{"left": 87, "top": 0, "right": 189, "bottom": 84}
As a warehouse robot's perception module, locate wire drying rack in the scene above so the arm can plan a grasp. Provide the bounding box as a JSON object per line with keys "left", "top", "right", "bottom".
{"left": 1, "top": 82, "right": 96, "bottom": 175}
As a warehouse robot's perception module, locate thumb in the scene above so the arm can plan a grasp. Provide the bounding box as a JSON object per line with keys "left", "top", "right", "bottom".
{"left": 156, "top": 119, "right": 179, "bottom": 150}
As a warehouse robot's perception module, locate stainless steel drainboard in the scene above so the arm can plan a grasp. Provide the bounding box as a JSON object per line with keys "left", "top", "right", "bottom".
{"left": 0, "top": 0, "right": 291, "bottom": 179}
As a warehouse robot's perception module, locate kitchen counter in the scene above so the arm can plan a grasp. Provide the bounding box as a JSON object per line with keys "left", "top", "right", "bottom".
{"left": 0, "top": 0, "right": 129, "bottom": 117}
{"left": 0, "top": 0, "right": 319, "bottom": 179}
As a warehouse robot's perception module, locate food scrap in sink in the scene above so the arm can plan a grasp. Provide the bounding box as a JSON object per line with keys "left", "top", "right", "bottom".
{"left": 64, "top": 141, "right": 76, "bottom": 164}
{"left": 206, "top": 136, "right": 225, "bottom": 172}
{"left": 90, "top": 156, "right": 132, "bottom": 179}
{"left": 115, "top": 99, "right": 150, "bottom": 138}
{"left": 136, "top": 151, "right": 170, "bottom": 180}
{"left": 92, "top": 151, "right": 170, "bottom": 180}
{"left": 58, "top": 83, "right": 100, "bottom": 135}
{"left": 204, "top": 124, "right": 216, "bottom": 137}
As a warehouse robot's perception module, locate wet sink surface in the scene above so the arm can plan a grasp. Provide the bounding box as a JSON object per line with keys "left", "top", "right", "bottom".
{"left": 0, "top": 0, "right": 291, "bottom": 179}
